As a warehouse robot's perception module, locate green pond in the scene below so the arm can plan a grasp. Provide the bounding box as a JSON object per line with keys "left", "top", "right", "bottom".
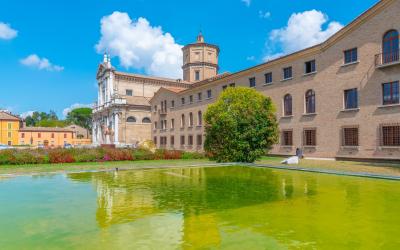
{"left": 1, "top": 166, "right": 400, "bottom": 250}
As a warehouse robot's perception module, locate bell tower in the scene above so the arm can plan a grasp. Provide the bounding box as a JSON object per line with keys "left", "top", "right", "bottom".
{"left": 182, "top": 32, "right": 219, "bottom": 82}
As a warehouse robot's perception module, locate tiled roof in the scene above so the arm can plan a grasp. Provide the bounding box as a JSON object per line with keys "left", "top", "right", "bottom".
{"left": 0, "top": 111, "right": 20, "bottom": 121}
{"left": 163, "top": 86, "right": 187, "bottom": 93}
{"left": 124, "top": 96, "right": 152, "bottom": 106}
{"left": 19, "top": 127, "right": 73, "bottom": 133}
{"left": 115, "top": 71, "right": 192, "bottom": 85}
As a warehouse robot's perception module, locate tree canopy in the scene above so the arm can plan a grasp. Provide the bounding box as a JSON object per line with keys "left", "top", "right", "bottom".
{"left": 204, "top": 87, "right": 278, "bottom": 163}
{"left": 25, "top": 111, "right": 67, "bottom": 127}
{"left": 65, "top": 107, "right": 93, "bottom": 130}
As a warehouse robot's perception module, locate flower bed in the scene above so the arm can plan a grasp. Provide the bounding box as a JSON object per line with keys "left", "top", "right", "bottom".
{"left": 0, "top": 148, "right": 205, "bottom": 165}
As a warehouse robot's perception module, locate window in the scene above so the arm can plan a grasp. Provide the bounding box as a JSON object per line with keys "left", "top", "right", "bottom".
{"left": 283, "top": 94, "right": 293, "bottom": 116}
{"left": 171, "top": 100, "right": 175, "bottom": 108}
{"left": 383, "top": 30, "right": 399, "bottom": 64}
{"left": 38, "top": 133, "right": 41, "bottom": 138}
{"left": 64, "top": 133, "right": 67, "bottom": 139}
{"left": 154, "top": 105, "right": 157, "bottom": 112}
{"left": 249, "top": 77, "right": 256, "bottom": 88}
{"left": 127, "top": 116, "right": 137, "bottom": 123}
{"left": 126, "top": 89, "right": 133, "bottom": 96}
{"left": 305, "top": 90, "right": 316, "bottom": 114}
{"left": 283, "top": 67, "right": 292, "bottom": 80}
{"left": 304, "top": 60, "right": 316, "bottom": 74}
{"left": 303, "top": 129, "right": 316, "bottom": 146}
{"left": 8, "top": 123, "right": 11, "bottom": 129}
{"left": 229, "top": 83, "right": 236, "bottom": 88}
{"left": 344, "top": 48, "right": 358, "bottom": 64}
{"left": 198, "top": 111, "right": 202, "bottom": 126}
{"left": 161, "top": 120, "right": 167, "bottom": 130}
{"left": 265, "top": 72, "right": 272, "bottom": 84}
{"left": 160, "top": 136, "right": 167, "bottom": 146}
{"left": 195, "top": 70, "right": 200, "bottom": 81}
{"left": 344, "top": 89, "right": 358, "bottom": 109}
{"left": 181, "top": 114, "right": 185, "bottom": 128}
{"left": 170, "top": 136, "right": 175, "bottom": 146}
{"left": 189, "top": 95, "right": 193, "bottom": 103}
{"left": 180, "top": 135, "right": 185, "bottom": 146}
{"left": 171, "top": 119, "right": 175, "bottom": 129}
{"left": 381, "top": 125, "right": 400, "bottom": 146}
{"left": 51, "top": 133, "right": 54, "bottom": 139}
{"left": 342, "top": 127, "right": 359, "bottom": 146}
{"left": 142, "top": 117, "right": 151, "bottom": 123}
{"left": 21, "top": 133, "right": 25, "bottom": 138}
{"left": 154, "top": 136, "right": 157, "bottom": 145}
{"left": 189, "top": 112, "right": 194, "bottom": 127}
{"left": 181, "top": 97, "right": 185, "bottom": 105}
{"left": 198, "top": 92, "right": 202, "bottom": 101}
{"left": 382, "top": 81, "right": 399, "bottom": 105}
{"left": 7, "top": 141, "right": 11, "bottom": 146}
{"left": 197, "top": 134, "right": 203, "bottom": 146}
{"left": 8, "top": 132, "right": 11, "bottom": 138}
{"left": 207, "top": 89, "right": 212, "bottom": 99}
{"left": 188, "top": 135, "right": 193, "bottom": 146}
{"left": 154, "top": 122, "right": 158, "bottom": 129}
{"left": 222, "top": 85, "right": 228, "bottom": 90}
{"left": 282, "top": 130, "right": 293, "bottom": 146}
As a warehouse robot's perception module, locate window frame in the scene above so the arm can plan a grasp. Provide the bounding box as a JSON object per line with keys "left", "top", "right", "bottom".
{"left": 283, "top": 66, "right": 293, "bottom": 80}
{"left": 283, "top": 94, "right": 293, "bottom": 116}
{"left": 264, "top": 72, "right": 273, "bottom": 85}
{"left": 305, "top": 90, "right": 316, "bottom": 114}
{"left": 249, "top": 77, "right": 256, "bottom": 88}
{"left": 344, "top": 48, "right": 358, "bottom": 64}
{"left": 380, "top": 124, "right": 400, "bottom": 147}
{"left": 344, "top": 88, "right": 359, "bottom": 110}
{"left": 342, "top": 126, "right": 359, "bottom": 147}
{"left": 125, "top": 89, "right": 133, "bottom": 96}
{"left": 304, "top": 60, "right": 316, "bottom": 74}
{"left": 382, "top": 81, "right": 399, "bottom": 105}
{"left": 303, "top": 128, "right": 317, "bottom": 147}
{"left": 281, "top": 130, "right": 293, "bottom": 146}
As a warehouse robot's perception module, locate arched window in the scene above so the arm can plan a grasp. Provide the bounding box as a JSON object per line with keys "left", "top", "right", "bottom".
{"left": 305, "top": 90, "right": 316, "bottom": 114}
{"left": 198, "top": 111, "right": 203, "bottom": 126}
{"left": 126, "top": 116, "right": 136, "bottom": 123}
{"left": 189, "top": 112, "right": 194, "bottom": 127}
{"left": 181, "top": 114, "right": 185, "bottom": 128}
{"left": 283, "top": 94, "right": 292, "bottom": 116}
{"left": 383, "top": 30, "right": 399, "bottom": 63}
{"left": 142, "top": 117, "right": 151, "bottom": 123}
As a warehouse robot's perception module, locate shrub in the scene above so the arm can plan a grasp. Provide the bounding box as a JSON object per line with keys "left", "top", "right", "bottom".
{"left": 103, "top": 148, "right": 133, "bottom": 161}
{"left": 181, "top": 151, "right": 205, "bottom": 160}
{"left": 132, "top": 148, "right": 155, "bottom": 160}
{"left": 163, "top": 150, "right": 182, "bottom": 160}
{"left": 48, "top": 149, "right": 75, "bottom": 164}
{"left": 0, "top": 150, "right": 16, "bottom": 165}
{"left": 71, "top": 148, "right": 104, "bottom": 162}
{"left": 204, "top": 87, "right": 279, "bottom": 163}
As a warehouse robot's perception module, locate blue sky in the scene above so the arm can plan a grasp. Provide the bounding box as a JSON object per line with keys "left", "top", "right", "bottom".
{"left": 0, "top": 0, "right": 378, "bottom": 118}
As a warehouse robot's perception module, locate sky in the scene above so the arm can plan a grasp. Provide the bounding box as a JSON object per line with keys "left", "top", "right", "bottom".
{"left": 0, "top": 0, "right": 379, "bottom": 118}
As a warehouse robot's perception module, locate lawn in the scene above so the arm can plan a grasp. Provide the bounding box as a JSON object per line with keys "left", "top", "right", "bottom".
{"left": 1, "top": 156, "right": 400, "bottom": 177}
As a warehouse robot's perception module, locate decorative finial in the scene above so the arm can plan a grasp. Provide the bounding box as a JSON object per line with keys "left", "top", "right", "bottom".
{"left": 196, "top": 31, "right": 204, "bottom": 43}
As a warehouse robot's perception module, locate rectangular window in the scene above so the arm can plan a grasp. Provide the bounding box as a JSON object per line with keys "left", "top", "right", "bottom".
{"left": 170, "top": 136, "right": 175, "bottom": 146}
{"left": 303, "top": 129, "right": 316, "bottom": 146}
{"left": 344, "top": 48, "right": 358, "bottom": 64}
{"left": 195, "top": 70, "right": 200, "bottom": 81}
{"left": 344, "top": 88, "right": 358, "bottom": 109}
{"left": 21, "top": 133, "right": 25, "bottom": 138}
{"left": 188, "top": 135, "right": 193, "bottom": 146}
{"left": 8, "top": 132, "right": 11, "bottom": 138}
{"left": 171, "top": 119, "right": 175, "bottom": 129}
{"left": 7, "top": 141, "right": 11, "bottom": 146}
{"left": 229, "top": 83, "right": 236, "bottom": 88}
{"left": 181, "top": 115, "right": 185, "bottom": 128}
{"left": 382, "top": 81, "right": 399, "bottom": 105}
{"left": 8, "top": 123, "right": 11, "bottom": 130}
{"left": 249, "top": 77, "right": 256, "bottom": 88}
{"left": 154, "top": 136, "right": 157, "bottom": 145}
{"left": 189, "top": 95, "right": 193, "bottom": 103}
{"left": 265, "top": 72, "right": 272, "bottom": 84}
{"left": 282, "top": 130, "right": 293, "bottom": 146}
{"left": 154, "top": 105, "right": 157, "bottom": 112}
{"left": 125, "top": 89, "right": 133, "bottom": 96}
{"left": 381, "top": 125, "right": 400, "bottom": 146}
{"left": 171, "top": 100, "right": 175, "bottom": 108}
{"left": 64, "top": 133, "right": 67, "bottom": 139}
{"left": 222, "top": 85, "right": 228, "bottom": 90}
{"left": 154, "top": 122, "right": 157, "bottom": 129}
{"left": 51, "top": 133, "right": 54, "bottom": 139}
{"left": 207, "top": 90, "right": 212, "bottom": 99}
{"left": 304, "top": 60, "right": 316, "bottom": 74}
{"left": 38, "top": 133, "right": 41, "bottom": 138}
{"left": 283, "top": 67, "right": 292, "bottom": 80}
{"left": 180, "top": 135, "right": 185, "bottom": 146}
{"left": 197, "top": 134, "right": 203, "bottom": 146}
{"left": 198, "top": 92, "right": 202, "bottom": 101}
{"left": 342, "top": 127, "right": 359, "bottom": 146}
{"left": 181, "top": 97, "right": 185, "bottom": 105}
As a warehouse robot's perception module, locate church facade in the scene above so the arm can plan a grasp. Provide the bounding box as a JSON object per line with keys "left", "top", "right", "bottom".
{"left": 150, "top": 0, "right": 400, "bottom": 160}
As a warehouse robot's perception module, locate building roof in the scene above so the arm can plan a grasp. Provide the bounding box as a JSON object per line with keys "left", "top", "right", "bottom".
{"left": 0, "top": 111, "right": 20, "bottom": 121}
{"left": 115, "top": 71, "right": 192, "bottom": 85}
{"left": 19, "top": 127, "right": 73, "bottom": 133}
{"left": 163, "top": 86, "right": 188, "bottom": 93}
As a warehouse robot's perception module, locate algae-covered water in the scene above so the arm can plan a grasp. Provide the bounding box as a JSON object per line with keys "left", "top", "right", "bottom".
{"left": 1, "top": 166, "right": 399, "bottom": 249}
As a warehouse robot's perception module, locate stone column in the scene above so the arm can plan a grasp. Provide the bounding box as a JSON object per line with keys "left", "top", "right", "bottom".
{"left": 114, "top": 113, "right": 119, "bottom": 145}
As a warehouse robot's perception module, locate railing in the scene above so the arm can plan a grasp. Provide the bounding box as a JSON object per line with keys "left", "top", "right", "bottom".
{"left": 375, "top": 50, "right": 400, "bottom": 67}
{"left": 158, "top": 109, "right": 167, "bottom": 115}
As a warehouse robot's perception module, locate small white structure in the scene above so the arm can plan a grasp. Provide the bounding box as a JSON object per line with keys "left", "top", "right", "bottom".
{"left": 281, "top": 156, "right": 299, "bottom": 165}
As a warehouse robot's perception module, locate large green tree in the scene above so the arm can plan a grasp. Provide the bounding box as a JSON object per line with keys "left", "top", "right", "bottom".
{"left": 66, "top": 107, "right": 93, "bottom": 130}
{"left": 204, "top": 87, "right": 278, "bottom": 163}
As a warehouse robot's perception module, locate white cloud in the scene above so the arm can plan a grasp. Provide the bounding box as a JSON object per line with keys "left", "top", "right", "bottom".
{"left": 0, "top": 22, "right": 17, "bottom": 40}
{"left": 20, "top": 111, "right": 35, "bottom": 119}
{"left": 264, "top": 10, "right": 343, "bottom": 61}
{"left": 20, "top": 54, "right": 64, "bottom": 72}
{"left": 96, "top": 12, "right": 183, "bottom": 79}
{"left": 246, "top": 56, "right": 255, "bottom": 61}
{"left": 242, "top": 0, "right": 251, "bottom": 7}
{"left": 63, "top": 103, "right": 93, "bottom": 117}
{"left": 259, "top": 11, "right": 271, "bottom": 19}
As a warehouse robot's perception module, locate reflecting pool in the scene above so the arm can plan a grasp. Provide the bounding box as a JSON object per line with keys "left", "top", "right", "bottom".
{"left": 1, "top": 166, "right": 400, "bottom": 249}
